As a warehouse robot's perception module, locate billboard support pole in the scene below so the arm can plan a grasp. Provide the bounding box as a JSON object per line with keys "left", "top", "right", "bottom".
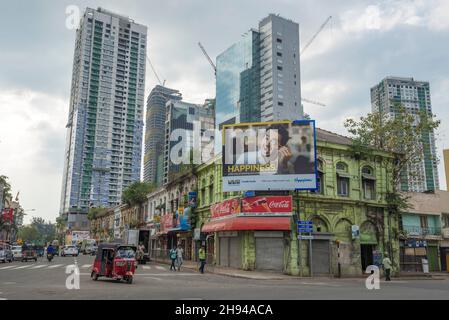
{"left": 296, "top": 190, "right": 302, "bottom": 277}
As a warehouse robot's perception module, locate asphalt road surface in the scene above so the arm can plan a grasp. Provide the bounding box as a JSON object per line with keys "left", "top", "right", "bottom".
{"left": 1, "top": 254, "right": 449, "bottom": 300}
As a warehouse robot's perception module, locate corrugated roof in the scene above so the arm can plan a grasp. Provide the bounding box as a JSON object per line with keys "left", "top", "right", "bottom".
{"left": 316, "top": 128, "right": 353, "bottom": 146}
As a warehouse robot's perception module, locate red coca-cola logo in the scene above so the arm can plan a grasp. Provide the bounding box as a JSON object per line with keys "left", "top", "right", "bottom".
{"left": 269, "top": 200, "right": 290, "bottom": 209}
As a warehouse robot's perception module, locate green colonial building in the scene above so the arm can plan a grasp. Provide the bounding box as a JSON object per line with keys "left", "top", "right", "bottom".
{"left": 193, "top": 128, "right": 400, "bottom": 277}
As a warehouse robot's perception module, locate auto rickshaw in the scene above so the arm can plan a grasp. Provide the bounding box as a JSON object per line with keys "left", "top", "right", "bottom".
{"left": 91, "top": 243, "right": 136, "bottom": 284}
{"left": 21, "top": 244, "right": 38, "bottom": 262}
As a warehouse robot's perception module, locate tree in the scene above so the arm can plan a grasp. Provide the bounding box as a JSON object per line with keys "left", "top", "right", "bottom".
{"left": 17, "top": 225, "right": 40, "bottom": 243}
{"left": 87, "top": 207, "right": 108, "bottom": 221}
{"left": 121, "top": 182, "right": 155, "bottom": 206}
{"left": 0, "top": 175, "right": 12, "bottom": 208}
{"left": 344, "top": 105, "right": 440, "bottom": 196}
{"left": 344, "top": 105, "right": 440, "bottom": 260}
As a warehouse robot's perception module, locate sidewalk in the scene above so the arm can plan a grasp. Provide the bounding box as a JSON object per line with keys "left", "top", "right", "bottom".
{"left": 149, "top": 257, "right": 449, "bottom": 281}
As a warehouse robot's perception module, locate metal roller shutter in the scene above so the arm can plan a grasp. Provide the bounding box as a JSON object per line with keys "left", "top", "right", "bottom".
{"left": 229, "top": 237, "right": 242, "bottom": 268}
{"left": 312, "top": 240, "right": 330, "bottom": 274}
{"left": 255, "top": 237, "right": 284, "bottom": 271}
{"left": 219, "top": 237, "right": 229, "bottom": 267}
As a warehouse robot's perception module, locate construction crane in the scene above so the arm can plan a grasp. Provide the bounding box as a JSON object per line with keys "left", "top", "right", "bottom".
{"left": 146, "top": 54, "right": 166, "bottom": 86}
{"left": 198, "top": 42, "right": 216, "bottom": 75}
{"left": 197, "top": 40, "right": 326, "bottom": 107}
{"left": 300, "top": 15, "right": 332, "bottom": 56}
{"left": 301, "top": 97, "right": 326, "bottom": 107}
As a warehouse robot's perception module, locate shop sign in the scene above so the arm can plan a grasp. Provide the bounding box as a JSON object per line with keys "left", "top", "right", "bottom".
{"left": 160, "top": 213, "right": 174, "bottom": 232}
{"left": 210, "top": 198, "right": 241, "bottom": 219}
{"left": 194, "top": 228, "right": 201, "bottom": 240}
{"left": 242, "top": 196, "right": 292, "bottom": 215}
{"left": 351, "top": 225, "right": 360, "bottom": 239}
{"left": 188, "top": 192, "right": 197, "bottom": 208}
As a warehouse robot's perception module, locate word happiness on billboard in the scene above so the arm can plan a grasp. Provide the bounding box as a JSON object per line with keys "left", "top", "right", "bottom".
{"left": 222, "top": 120, "right": 318, "bottom": 192}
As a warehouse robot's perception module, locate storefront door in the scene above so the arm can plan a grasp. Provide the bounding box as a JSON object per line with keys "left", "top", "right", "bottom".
{"left": 360, "top": 244, "right": 374, "bottom": 271}
{"left": 312, "top": 240, "right": 330, "bottom": 274}
{"left": 255, "top": 237, "right": 284, "bottom": 271}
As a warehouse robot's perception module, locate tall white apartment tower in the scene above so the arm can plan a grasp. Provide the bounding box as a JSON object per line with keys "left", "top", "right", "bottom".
{"left": 60, "top": 7, "right": 147, "bottom": 219}
{"left": 371, "top": 76, "right": 439, "bottom": 192}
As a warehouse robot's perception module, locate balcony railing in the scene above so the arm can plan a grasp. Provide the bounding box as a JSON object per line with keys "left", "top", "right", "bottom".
{"left": 402, "top": 225, "right": 441, "bottom": 236}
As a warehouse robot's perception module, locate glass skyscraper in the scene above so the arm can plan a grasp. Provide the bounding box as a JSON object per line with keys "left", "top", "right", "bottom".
{"left": 143, "top": 85, "right": 182, "bottom": 186}
{"left": 60, "top": 7, "right": 147, "bottom": 217}
{"left": 215, "top": 14, "right": 303, "bottom": 152}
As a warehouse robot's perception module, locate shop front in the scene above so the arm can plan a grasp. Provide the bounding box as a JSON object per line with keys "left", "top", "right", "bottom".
{"left": 167, "top": 206, "right": 193, "bottom": 260}
{"left": 400, "top": 239, "right": 440, "bottom": 272}
{"left": 202, "top": 196, "right": 293, "bottom": 272}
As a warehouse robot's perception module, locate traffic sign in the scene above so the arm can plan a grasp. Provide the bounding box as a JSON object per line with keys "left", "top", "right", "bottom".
{"left": 298, "top": 220, "right": 313, "bottom": 225}
{"left": 298, "top": 235, "right": 314, "bottom": 240}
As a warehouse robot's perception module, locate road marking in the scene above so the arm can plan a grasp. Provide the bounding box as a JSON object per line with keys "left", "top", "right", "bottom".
{"left": 0, "top": 298, "right": 7, "bottom": 300}
{"left": 30, "top": 265, "right": 46, "bottom": 269}
{"left": 143, "top": 276, "right": 162, "bottom": 281}
{"left": 81, "top": 264, "right": 91, "bottom": 268}
{"left": 11, "top": 265, "right": 35, "bottom": 269}
{"left": 47, "top": 264, "right": 64, "bottom": 269}
{"left": 143, "top": 266, "right": 151, "bottom": 270}
{"left": 135, "top": 273, "right": 197, "bottom": 276}
{"left": 155, "top": 266, "right": 165, "bottom": 270}
{"left": 0, "top": 266, "right": 16, "bottom": 270}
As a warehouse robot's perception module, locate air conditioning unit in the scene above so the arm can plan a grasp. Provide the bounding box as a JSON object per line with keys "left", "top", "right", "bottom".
{"left": 442, "top": 228, "right": 449, "bottom": 239}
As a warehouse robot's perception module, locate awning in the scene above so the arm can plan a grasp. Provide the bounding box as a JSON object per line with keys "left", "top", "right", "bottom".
{"left": 202, "top": 216, "right": 291, "bottom": 233}
{"left": 336, "top": 171, "right": 351, "bottom": 178}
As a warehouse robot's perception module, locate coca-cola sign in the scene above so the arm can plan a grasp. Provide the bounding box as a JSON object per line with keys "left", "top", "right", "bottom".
{"left": 210, "top": 198, "right": 241, "bottom": 219}
{"left": 242, "top": 196, "right": 292, "bottom": 215}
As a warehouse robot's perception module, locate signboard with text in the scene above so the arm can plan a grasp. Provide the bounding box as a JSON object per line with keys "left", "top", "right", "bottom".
{"left": 222, "top": 120, "right": 317, "bottom": 192}
{"left": 210, "top": 198, "right": 241, "bottom": 219}
{"left": 241, "top": 196, "right": 292, "bottom": 215}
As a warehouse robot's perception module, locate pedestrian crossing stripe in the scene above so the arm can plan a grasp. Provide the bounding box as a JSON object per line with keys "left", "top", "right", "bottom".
{"left": 0, "top": 266, "right": 16, "bottom": 270}
{"left": 47, "top": 264, "right": 63, "bottom": 269}
{"left": 30, "top": 265, "right": 46, "bottom": 269}
{"left": 143, "top": 266, "right": 151, "bottom": 270}
{"left": 11, "top": 265, "right": 35, "bottom": 269}
{"left": 81, "top": 264, "right": 91, "bottom": 268}
{"left": 155, "top": 266, "right": 165, "bottom": 270}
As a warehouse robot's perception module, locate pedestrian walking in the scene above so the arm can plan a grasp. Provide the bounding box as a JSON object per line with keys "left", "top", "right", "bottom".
{"left": 169, "top": 246, "right": 177, "bottom": 271}
{"left": 198, "top": 245, "right": 206, "bottom": 274}
{"left": 176, "top": 244, "right": 184, "bottom": 271}
{"left": 382, "top": 252, "right": 392, "bottom": 281}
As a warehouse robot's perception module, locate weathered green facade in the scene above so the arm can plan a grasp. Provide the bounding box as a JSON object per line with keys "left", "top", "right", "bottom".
{"left": 193, "top": 129, "right": 400, "bottom": 277}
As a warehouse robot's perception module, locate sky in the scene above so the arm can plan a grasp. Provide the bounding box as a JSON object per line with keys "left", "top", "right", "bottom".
{"left": 0, "top": 0, "right": 448, "bottom": 224}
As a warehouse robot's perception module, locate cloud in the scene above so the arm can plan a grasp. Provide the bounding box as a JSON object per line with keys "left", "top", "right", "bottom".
{"left": 0, "top": 90, "right": 67, "bottom": 223}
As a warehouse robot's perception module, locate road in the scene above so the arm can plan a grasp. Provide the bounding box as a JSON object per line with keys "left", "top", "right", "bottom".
{"left": 0, "top": 254, "right": 449, "bottom": 300}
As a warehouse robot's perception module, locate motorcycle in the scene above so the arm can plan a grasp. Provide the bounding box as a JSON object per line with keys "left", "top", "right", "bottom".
{"left": 47, "top": 252, "right": 54, "bottom": 262}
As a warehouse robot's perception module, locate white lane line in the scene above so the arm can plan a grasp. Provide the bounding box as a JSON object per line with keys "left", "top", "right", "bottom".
{"left": 47, "top": 264, "right": 64, "bottom": 269}
{"left": 0, "top": 298, "right": 7, "bottom": 300}
{"left": 30, "top": 265, "right": 46, "bottom": 269}
{"left": 142, "top": 276, "right": 162, "bottom": 281}
{"left": 11, "top": 265, "right": 35, "bottom": 270}
{"left": 143, "top": 266, "right": 151, "bottom": 270}
{"left": 0, "top": 266, "right": 16, "bottom": 270}
{"left": 155, "top": 266, "right": 165, "bottom": 270}
{"left": 81, "top": 264, "right": 91, "bottom": 268}
{"left": 135, "top": 273, "right": 197, "bottom": 276}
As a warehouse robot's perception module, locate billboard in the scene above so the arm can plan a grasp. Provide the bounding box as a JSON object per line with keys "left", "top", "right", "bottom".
{"left": 241, "top": 196, "right": 292, "bottom": 215}
{"left": 222, "top": 120, "right": 317, "bottom": 191}
{"left": 210, "top": 198, "right": 241, "bottom": 220}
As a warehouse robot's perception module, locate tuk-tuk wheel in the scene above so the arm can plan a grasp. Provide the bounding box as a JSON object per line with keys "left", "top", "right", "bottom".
{"left": 126, "top": 276, "right": 133, "bottom": 284}
{"left": 91, "top": 272, "right": 98, "bottom": 281}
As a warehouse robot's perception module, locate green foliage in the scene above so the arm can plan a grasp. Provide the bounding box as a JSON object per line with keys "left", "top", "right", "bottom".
{"left": 17, "top": 225, "right": 40, "bottom": 243}
{"left": 0, "top": 175, "right": 12, "bottom": 207}
{"left": 29, "top": 217, "right": 56, "bottom": 243}
{"left": 121, "top": 182, "right": 155, "bottom": 206}
{"left": 344, "top": 104, "right": 440, "bottom": 190}
{"left": 87, "top": 207, "right": 108, "bottom": 220}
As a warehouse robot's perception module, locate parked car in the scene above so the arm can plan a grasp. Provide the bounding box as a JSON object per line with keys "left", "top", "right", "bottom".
{"left": 0, "top": 244, "right": 13, "bottom": 263}
{"left": 11, "top": 246, "right": 22, "bottom": 260}
{"left": 61, "top": 245, "right": 79, "bottom": 257}
{"left": 86, "top": 244, "right": 98, "bottom": 255}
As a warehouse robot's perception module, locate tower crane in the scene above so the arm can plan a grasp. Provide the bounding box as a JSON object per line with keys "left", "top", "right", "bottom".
{"left": 300, "top": 15, "right": 332, "bottom": 56}
{"left": 146, "top": 54, "right": 166, "bottom": 86}
{"left": 198, "top": 42, "right": 216, "bottom": 75}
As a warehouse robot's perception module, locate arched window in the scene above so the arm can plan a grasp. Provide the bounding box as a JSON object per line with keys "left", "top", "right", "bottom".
{"left": 209, "top": 176, "right": 214, "bottom": 204}
{"left": 361, "top": 166, "right": 376, "bottom": 200}
{"left": 336, "top": 162, "right": 349, "bottom": 197}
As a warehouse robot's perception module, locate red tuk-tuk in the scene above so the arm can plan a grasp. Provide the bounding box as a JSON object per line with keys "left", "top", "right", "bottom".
{"left": 91, "top": 243, "right": 136, "bottom": 284}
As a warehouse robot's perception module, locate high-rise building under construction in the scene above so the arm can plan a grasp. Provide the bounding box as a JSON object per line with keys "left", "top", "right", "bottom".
{"left": 60, "top": 7, "right": 147, "bottom": 218}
